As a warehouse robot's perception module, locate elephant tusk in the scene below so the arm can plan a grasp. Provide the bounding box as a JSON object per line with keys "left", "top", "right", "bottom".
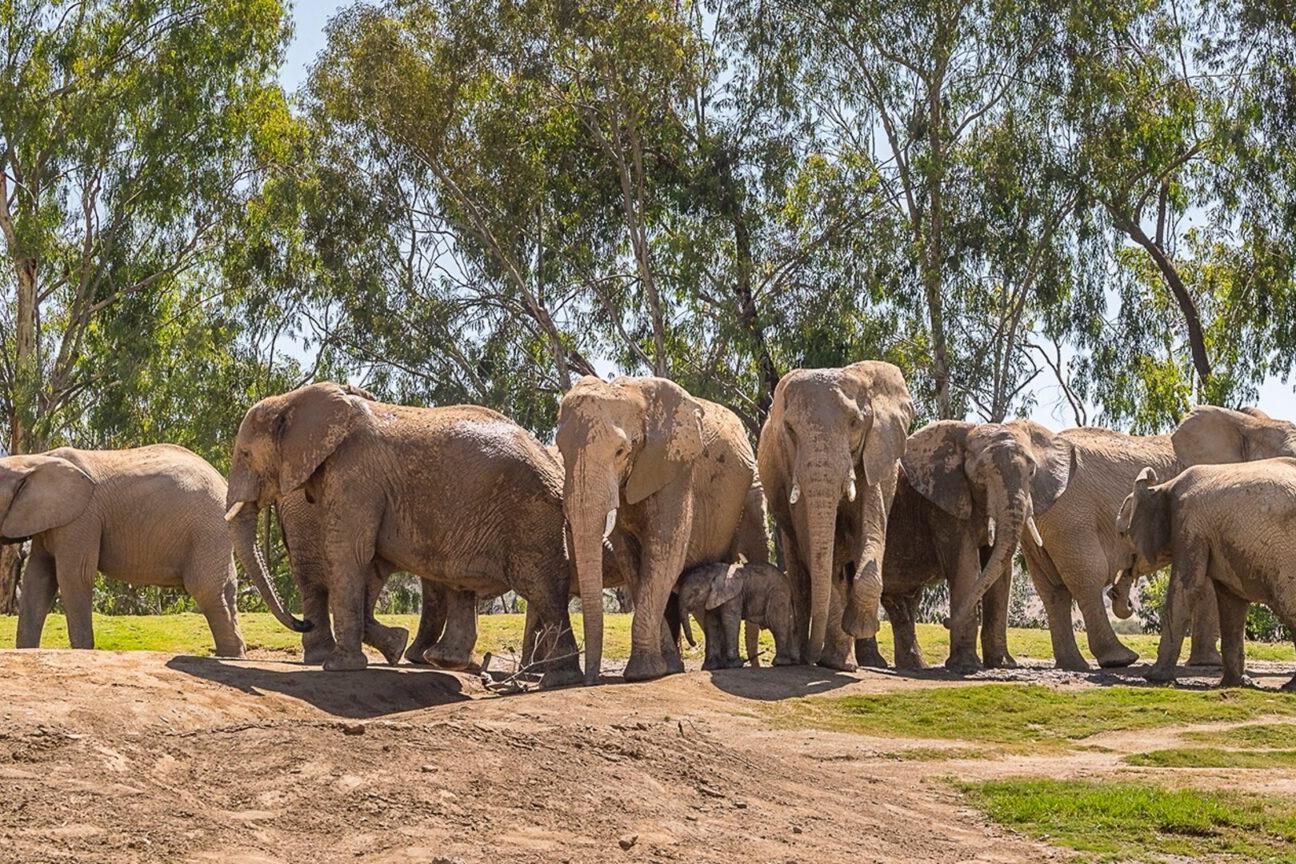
{"left": 789, "top": 481, "right": 801, "bottom": 505}
{"left": 987, "top": 517, "right": 996, "bottom": 546}
{"left": 846, "top": 470, "right": 857, "bottom": 503}
{"left": 224, "top": 501, "right": 245, "bottom": 523}
{"left": 1026, "top": 515, "right": 1044, "bottom": 548}
{"left": 603, "top": 508, "right": 618, "bottom": 540}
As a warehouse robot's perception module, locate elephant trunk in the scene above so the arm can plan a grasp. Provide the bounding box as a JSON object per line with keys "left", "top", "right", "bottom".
{"left": 949, "top": 485, "right": 1026, "bottom": 630}
{"left": 566, "top": 454, "right": 617, "bottom": 686}
{"left": 797, "top": 448, "right": 843, "bottom": 665}
{"left": 229, "top": 503, "right": 310, "bottom": 633}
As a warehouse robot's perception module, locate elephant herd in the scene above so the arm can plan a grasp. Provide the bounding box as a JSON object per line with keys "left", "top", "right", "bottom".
{"left": 4, "top": 366, "right": 1295, "bottom": 691}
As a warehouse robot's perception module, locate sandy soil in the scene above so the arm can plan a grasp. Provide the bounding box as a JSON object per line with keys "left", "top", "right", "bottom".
{"left": 1, "top": 650, "right": 1294, "bottom": 864}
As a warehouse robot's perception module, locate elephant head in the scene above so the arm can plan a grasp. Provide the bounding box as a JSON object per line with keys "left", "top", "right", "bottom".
{"left": 0, "top": 454, "right": 94, "bottom": 542}
{"left": 1172, "top": 405, "right": 1296, "bottom": 466}
{"left": 762, "top": 361, "right": 913, "bottom": 665}
{"left": 1115, "top": 467, "right": 1173, "bottom": 601}
{"left": 677, "top": 561, "right": 744, "bottom": 647}
{"left": 556, "top": 375, "right": 704, "bottom": 684}
{"left": 225, "top": 382, "right": 372, "bottom": 633}
{"left": 903, "top": 420, "right": 1073, "bottom": 630}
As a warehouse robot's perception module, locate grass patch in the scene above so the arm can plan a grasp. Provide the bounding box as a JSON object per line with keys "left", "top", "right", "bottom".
{"left": 965, "top": 778, "right": 1296, "bottom": 862}
{"left": 1, "top": 615, "right": 1292, "bottom": 666}
{"left": 1124, "top": 748, "right": 1296, "bottom": 769}
{"left": 1183, "top": 722, "right": 1296, "bottom": 749}
{"left": 884, "top": 746, "right": 991, "bottom": 761}
{"left": 778, "top": 684, "right": 1296, "bottom": 745}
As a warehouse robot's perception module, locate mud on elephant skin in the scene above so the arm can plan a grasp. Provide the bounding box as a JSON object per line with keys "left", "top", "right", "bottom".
{"left": 226, "top": 382, "right": 582, "bottom": 686}
{"left": 864, "top": 420, "right": 1068, "bottom": 674}
{"left": 1118, "top": 460, "right": 1296, "bottom": 690}
{"left": 10, "top": 445, "right": 245, "bottom": 657}
{"left": 757, "top": 362, "right": 914, "bottom": 671}
{"left": 677, "top": 559, "right": 796, "bottom": 670}
{"left": 557, "top": 375, "right": 769, "bottom": 685}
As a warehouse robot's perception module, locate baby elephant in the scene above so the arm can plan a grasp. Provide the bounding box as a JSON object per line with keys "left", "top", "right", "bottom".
{"left": 677, "top": 560, "right": 795, "bottom": 669}
{"left": 1118, "top": 459, "right": 1296, "bottom": 689}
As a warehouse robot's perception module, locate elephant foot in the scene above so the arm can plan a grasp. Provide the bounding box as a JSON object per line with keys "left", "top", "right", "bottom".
{"left": 1143, "top": 664, "right": 1177, "bottom": 684}
{"left": 423, "top": 643, "right": 476, "bottom": 671}
{"left": 1096, "top": 645, "right": 1139, "bottom": 669}
{"left": 701, "top": 656, "right": 723, "bottom": 671}
{"left": 1219, "top": 674, "right": 1256, "bottom": 689}
{"left": 984, "top": 652, "right": 1018, "bottom": 670}
{"left": 854, "top": 639, "right": 889, "bottom": 670}
{"left": 539, "top": 661, "right": 585, "bottom": 689}
{"left": 1280, "top": 676, "right": 1296, "bottom": 693}
{"left": 944, "top": 655, "right": 982, "bottom": 676}
{"left": 404, "top": 641, "right": 434, "bottom": 665}
{"left": 724, "top": 657, "right": 745, "bottom": 670}
{"left": 371, "top": 627, "right": 409, "bottom": 666}
{"left": 214, "top": 640, "right": 246, "bottom": 659}
{"left": 623, "top": 652, "right": 669, "bottom": 682}
{"left": 1187, "top": 650, "right": 1223, "bottom": 668}
{"left": 772, "top": 654, "right": 796, "bottom": 667}
{"left": 302, "top": 640, "right": 336, "bottom": 665}
{"left": 665, "top": 652, "right": 686, "bottom": 675}
{"left": 1054, "top": 657, "right": 1091, "bottom": 673}
{"left": 323, "top": 649, "right": 369, "bottom": 672}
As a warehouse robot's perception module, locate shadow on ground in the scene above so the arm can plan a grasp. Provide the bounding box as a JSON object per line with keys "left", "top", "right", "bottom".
{"left": 703, "top": 664, "right": 861, "bottom": 701}
{"left": 166, "top": 655, "right": 472, "bottom": 718}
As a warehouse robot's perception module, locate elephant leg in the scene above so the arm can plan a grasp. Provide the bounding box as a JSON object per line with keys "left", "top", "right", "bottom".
{"left": 817, "top": 575, "right": 857, "bottom": 672}
{"left": 854, "top": 636, "right": 888, "bottom": 669}
{"left": 1024, "top": 550, "right": 1088, "bottom": 671}
{"left": 979, "top": 568, "right": 1016, "bottom": 669}
{"left": 15, "top": 545, "right": 56, "bottom": 649}
{"left": 945, "top": 540, "right": 983, "bottom": 674}
{"left": 782, "top": 528, "right": 810, "bottom": 665}
{"left": 1145, "top": 544, "right": 1205, "bottom": 683}
{"left": 744, "top": 618, "right": 761, "bottom": 667}
{"left": 721, "top": 603, "right": 743, "bottom": 668}
{"left": 1214, "top": 584, "right": 1249, "bottom": 688}
{"left": 701, "top": 610, "right": 725, "bottom": 671}
{"left": 54, "top": 548, "right": 98, "bottom": 649}
{"left": 323, "top": 525, "right": 372, "bottom": 672}
{"left": 406, "top": 577, "right": 447, "bottom": 665}
{"left": 360, "top": 565, "right": 408, "bottom": 666}
{"left": 514, "top": 561, "right": 582, "bottom": 689}
{"left": 881, "top": 590, "right": 924, "bottom": 671}
{"left": 424, "top": 589, "right": 478, "bottom": 670}
{"left": 299, "top": 578, "right": 336, "bottom": 665}
{"left": 1186, "top": 590, "right": 1223, "bottom": 667}
{"left": 624, "top": 489, "right": 692, "bottom": 683}
{"left": 186, "top": 560, "right": 246, "bottom": 658}
{"left": 663, "top": 592, "right": 685, "bottom": 674}
{"left": 1077, "top": 585, "right": 1137, "bottom": 668}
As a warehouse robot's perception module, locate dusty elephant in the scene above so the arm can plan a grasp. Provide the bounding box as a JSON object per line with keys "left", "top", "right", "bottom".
{"left": 677, "top": 559, "right": 795, "bottom": 669}
{"left": 1172, "top": 405, "right": 1296, "bottom": 466}
{"left": 757, "top": 362, "right": 913, "bottom": 670}
{"left": 1118, "top": 460, "right": 1296, "bottom": 689}
{"left": 226, "top": 382, "right": 581, "bottom": 684}
{"left": 868, "top": 420, "right": 1069, "bottom": 673}
{"left": 557, "top": 375, "right": 769, "bottom": 684}
{"left": 9, "top": 445, "right": 244, "bottom": 657}
{"left": 1019, "top": 427, "right": 1219, "bottom": 671}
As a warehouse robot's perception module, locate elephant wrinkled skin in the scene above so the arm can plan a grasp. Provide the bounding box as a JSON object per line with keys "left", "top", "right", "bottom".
{"left": 10, "top": 445, "right": 244, "bottom": 657}
{"left": 757, "top": 362, "right": 914, "bottom": 670}
{"left": 677, "top": 560, "right": 796, "bottom": 669}
{"left": 1118, "top": 459, "right": 1296, "bottom": 689}
{"left": 557, "top": 376, "right": 769, "bottom": 684}
{"left": 227, "top": 382, "right": 581, "bottom": 685}
{"left": 869, "top": 420, "right": 1068, "bottom": 673}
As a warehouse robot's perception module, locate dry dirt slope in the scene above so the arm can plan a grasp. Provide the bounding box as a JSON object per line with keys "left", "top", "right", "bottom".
{"left": 0, "top": 650, "right": 1079, "bottom": 864}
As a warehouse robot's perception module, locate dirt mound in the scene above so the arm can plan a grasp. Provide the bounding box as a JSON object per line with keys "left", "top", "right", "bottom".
{"left": 0, "top": 650, "right": 1072, "bottom": 863}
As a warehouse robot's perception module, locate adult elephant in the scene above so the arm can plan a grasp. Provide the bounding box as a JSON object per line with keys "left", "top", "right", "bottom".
{"left": 9, "top": 445, "right": 244, "bottom": 656}
{"left": 557, "top": 375, "right": 768, "bottom": 684}
{"left": 864, "top": 420, "right": 1069, "bottom": 672}
{"left": 225, "top": 382, "right": 581, "bottom": 684}
{"left": 1172, "top": 405, "right": 1296, "bottom": 465}
{"left": 1021, "top": 427, "right": 1219, "bottom": 671}
{"left": 757, "top": 362, "right": 914, "bottom": 670}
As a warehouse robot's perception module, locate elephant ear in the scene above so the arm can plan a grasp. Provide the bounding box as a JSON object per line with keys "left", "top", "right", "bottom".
{"left": 278, "top": 383, "right": 366, "bottom": 495}
{"left": 900, "top": 420, "right": 975, "bottom": 521}
{"left": 705, "top": 563, "right": 745, "bottom": 611}
{"left": 845, "top": 361, "right": 914, "bottom": 488}
{"left": 1018, "top": 420, "right": 1074, "bottom": 517}
{"left": 2, "top": 456, "right": 94, "bottom": 538}
{"left": 625, "top": 378, "right": 704, "bottom": 505}
{"left": 1173, "top": 405, "right": 1252, "bottom": 465}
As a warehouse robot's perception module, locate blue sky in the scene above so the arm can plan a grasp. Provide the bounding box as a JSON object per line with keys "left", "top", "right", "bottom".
{"left": 278, "top": 4, "right": 1296, "bottom": 427}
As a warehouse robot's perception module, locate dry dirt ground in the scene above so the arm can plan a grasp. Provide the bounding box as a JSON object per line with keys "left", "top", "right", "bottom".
{"left": 2, "top": 650, "right": 1294, "bottom": 864}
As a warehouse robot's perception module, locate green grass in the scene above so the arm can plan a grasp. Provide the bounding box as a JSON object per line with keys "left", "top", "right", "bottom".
{"left": 1124, "top": 748, "right": 1296, "bottom": 768}
{"left": 964, "top": 778, "right": 1296, "bottom": 862}
{"left": 1, "top": 614, "right": 1292, "bottom": 666}
{"left": 883, "top": 746, "right": 990, "bottom": 761}
{"left": 1183, "top": 722, "right": 1296, "bottom": 749}
{"left": 778, "top": 684, "right": 1296, "bottom": 745}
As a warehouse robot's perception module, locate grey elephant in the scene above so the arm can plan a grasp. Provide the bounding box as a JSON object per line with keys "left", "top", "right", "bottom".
{"left": 1018, "top": 426, "right": 1219, "bottom": 671}
{"left": 865, "top": 420, "right": 1069, "bottom": 673}
{"left": 226, "top": 382, "right": 581, "bottom": 684}
{"left": 1118, "top": 460, "right": 1296, "bottom": 689}
{"left": 9, "top": 445, "right": 244, "bottom": 657}
{"left": 757, "top": 362, "right": 914, "bottom": 670}
{"left": 557, "top": 375, "right": 769, "bottom": 684}
{"left": 677, "top": 559, "right": 795, "bottom": 669}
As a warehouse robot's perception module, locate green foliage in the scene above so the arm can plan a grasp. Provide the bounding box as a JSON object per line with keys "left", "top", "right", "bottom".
{"left": 965, "top": 778, "right": 1296, "bottom": 862}
{"left": 1136, "top": 571, "right": 1292, "bottom": 642}
{"left": 779, "top": 684, "right": 1296, "bottom": 744}
{"left": 1124, "top": 748, "right": 1296, "bottom": 769}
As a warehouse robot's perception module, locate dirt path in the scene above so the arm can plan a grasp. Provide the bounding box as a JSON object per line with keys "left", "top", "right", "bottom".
{"left": 1, "top": 651, "right": 1293, "bottom": 863}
